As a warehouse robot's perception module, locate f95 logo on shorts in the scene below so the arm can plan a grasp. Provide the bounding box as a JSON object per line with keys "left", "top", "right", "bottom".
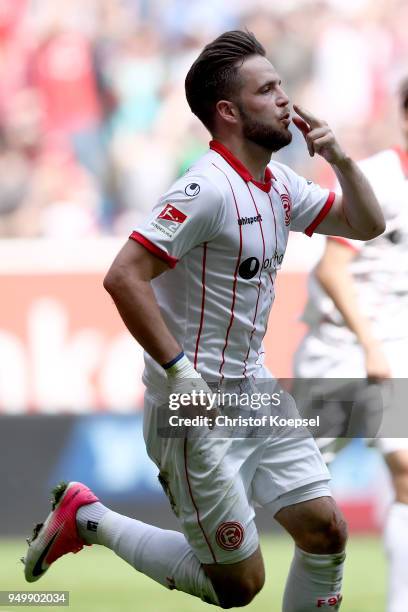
{"left": 216, "top": 522, "right": 244, "bottom": 550}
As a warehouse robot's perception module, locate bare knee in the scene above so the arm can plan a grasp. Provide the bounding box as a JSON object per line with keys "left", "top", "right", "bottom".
{"left": 215, "top": 573, "right": 265, "bottom": 608}
{"left": 301, "top": 505, "right": 348, "bottom": 554}
{"left": 276, "top": 497, "right": 348, "bottom": 555}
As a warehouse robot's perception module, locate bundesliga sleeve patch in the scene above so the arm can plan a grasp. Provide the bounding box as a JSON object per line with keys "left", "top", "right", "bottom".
{"left": 150, "top": 203, "right": 188, "bottom": 238}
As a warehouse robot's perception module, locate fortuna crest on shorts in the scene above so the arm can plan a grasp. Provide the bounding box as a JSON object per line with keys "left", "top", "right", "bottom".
{"left": 215, "top": 521, "right": 244, "bottom": 550}
{"left": 279, "top": 192, "right": 292, "bottom": 226}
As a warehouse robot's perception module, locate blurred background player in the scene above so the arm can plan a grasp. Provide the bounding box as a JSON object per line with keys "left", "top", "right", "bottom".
{"left": 294, "top": 78, "right": 408, "bottom": 612}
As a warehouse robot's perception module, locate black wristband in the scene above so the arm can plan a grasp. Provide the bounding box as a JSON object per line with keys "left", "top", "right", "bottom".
{"left": 162, "top": 351, "right": 184, "bottom": 370}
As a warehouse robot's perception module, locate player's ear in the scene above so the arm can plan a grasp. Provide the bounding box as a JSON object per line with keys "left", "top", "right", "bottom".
{"left": 215, "top": 100, "right": 239, "bottom": 125}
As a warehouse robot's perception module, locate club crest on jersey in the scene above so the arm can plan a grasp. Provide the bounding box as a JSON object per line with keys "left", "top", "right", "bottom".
{"left": 184, "top": 182, "right": 200, "bottom": 197}
{"left": 150, "top": 204, "right": 187, "bottom": 238}
{"left": 280, "top": 192, "right": 292, "bottom": 226}
{"left": 216, "top": 522, "right": 244, "bottom": 551}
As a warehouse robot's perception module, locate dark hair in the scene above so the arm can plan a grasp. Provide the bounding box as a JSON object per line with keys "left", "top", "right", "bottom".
{"left": 185, "top": 30, "right": 266, "bottom": 132}
{"left": 400, "top": 77, "right": 408, "bottom": 111}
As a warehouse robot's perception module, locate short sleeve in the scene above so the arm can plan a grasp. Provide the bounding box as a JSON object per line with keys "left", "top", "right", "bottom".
{"left": 130, "top": 174, "right": 225, "bottom": 267}
{"left": 273, "top": 163, "right": 335, "bottom": 236}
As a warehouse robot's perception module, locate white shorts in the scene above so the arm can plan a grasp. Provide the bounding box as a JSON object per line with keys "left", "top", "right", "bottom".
{"left": 143, "top": 383, "right": 331, "bottom": 565}
{"left": 294, "top": 335, "right": 408, "bottom": 458}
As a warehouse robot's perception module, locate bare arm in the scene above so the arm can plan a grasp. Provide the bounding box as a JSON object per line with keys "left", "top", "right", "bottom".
{"left": 104, "top": 239, "right": 217, "bottom": 421}
{"left": 315, "top": 239, "right": 391, "bottom": 379}
{"left": 293, "top": 105, "right": 385, "bottom": 240}
{"left": 103, "top": 239, "right": 181, "bottom": 365}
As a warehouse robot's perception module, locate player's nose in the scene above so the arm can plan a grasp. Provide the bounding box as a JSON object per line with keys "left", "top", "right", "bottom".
{"left": 276, "top": 86, "right": 290, "bottom": 107}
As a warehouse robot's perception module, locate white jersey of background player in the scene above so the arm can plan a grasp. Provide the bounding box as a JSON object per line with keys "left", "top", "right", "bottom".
{"left": 23, "top": 31, "right": 385, "bottom": 612}
{"left": 294, "top": 80, "right": 408, "bottom": 612}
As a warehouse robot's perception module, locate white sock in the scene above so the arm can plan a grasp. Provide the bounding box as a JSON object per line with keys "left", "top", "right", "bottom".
{"left": 282, "top": 546, "right": 345, "bottom": 611}
{"left": 384, "top": 502, "right": 408, "bottom": 612}
{"left": 77, "top": 505, "right": 219, "bottom": 605}
{"left": 76, "top": 502, "right": 109, "bottom": 544}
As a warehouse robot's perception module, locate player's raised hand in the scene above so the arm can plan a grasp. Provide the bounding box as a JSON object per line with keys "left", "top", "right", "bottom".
{"left": 292, "top": 104, "right": 346, "bottom": 165}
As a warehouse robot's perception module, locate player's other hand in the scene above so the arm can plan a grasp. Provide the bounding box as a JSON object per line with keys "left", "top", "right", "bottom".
{"left": 165, "top": 354, "right": 218, "bottom": 428}
{"left": 292, "top": 104, "right": 347, "bottom": 166}
{"left": 169, "top": 377, "right": 219, "bottom": 430}
{"left": 364, "top": 342, "right": 392, "bottom": 382}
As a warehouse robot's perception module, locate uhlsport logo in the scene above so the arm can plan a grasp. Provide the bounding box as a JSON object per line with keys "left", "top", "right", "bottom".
{"left": 239, "top": 252, "right": 284, "bottom": 279}
{"left": 237, "top": 214, "right": 262, "bottom": 226}
{"left": 184, "top": 182, "right": 200, "bottom": 197}
{"left": 280, "top": 192, "right": 292, "bottom": 226}
{"left": 150, "top": 203, "right": 187, "bottom": 238}
{"left": 216, "top": 522, "right": 244, "bottom": 550}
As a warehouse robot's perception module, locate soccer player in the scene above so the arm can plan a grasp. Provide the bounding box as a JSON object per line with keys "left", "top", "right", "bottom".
{"left": 293, "top": 79, "right": 408, "bottom": 612}
{"left": 23, "top": 31, "right": 385, "bottom": 610}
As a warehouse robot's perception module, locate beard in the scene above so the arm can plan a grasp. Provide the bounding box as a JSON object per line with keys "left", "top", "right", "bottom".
{"left": 237, "top": 103, "right": 292, "bottom": 152}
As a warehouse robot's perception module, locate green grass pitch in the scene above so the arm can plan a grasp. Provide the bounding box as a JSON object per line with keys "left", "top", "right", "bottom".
{"left": 2, "top": 535, "right": 385, "bottom": 611}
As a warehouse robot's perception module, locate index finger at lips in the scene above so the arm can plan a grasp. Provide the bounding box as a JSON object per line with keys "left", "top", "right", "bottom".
{"left": 293, "top": 104, "right": 324, "bottom": 128}
{"left": 292, "top": 115, "right": 310, "bottom": 135}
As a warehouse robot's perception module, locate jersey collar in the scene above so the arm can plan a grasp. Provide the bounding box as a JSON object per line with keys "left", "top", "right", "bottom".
{"left": 392, "top": 145, "right": 408, "bottom": 177}
{"left": 210, "top": 140, "right": 274, "bottom": 192}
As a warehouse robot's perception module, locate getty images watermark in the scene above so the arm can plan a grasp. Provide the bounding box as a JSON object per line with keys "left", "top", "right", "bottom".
{"left": 158, "top": 386, "right": 321, "bottom": 438}
{"left": 168, "top": 412, "right": 320, "bottom": 429}
{"left": 156, "top": 377, "right": 406, "bottom": 439}
{"left": 168, "top": 388, "right": 282, "bottom": 411}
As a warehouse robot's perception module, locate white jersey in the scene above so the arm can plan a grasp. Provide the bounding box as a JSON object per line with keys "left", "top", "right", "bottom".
{"left": 133, "top": 140, "right": 334, "bottom": 393}
{"left": 301, "top": 147, "right": 408, "bottom": 345}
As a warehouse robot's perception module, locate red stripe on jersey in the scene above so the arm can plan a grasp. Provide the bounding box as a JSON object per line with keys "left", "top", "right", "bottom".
{"left": 242, "top": 184, "right": 266, "bottom": 377}
{"left": 129, "top": 231, "right": 178, "bottom": 268}
{"left": 328, "top": 236, "right": 360, "bottom": 252}
{"left": 268, "top": 188, "right": 279, "bottom": 254}
{"left": 304, "top": 191, "right": 336, "bottom": 237}
{"left": 258, "top": 190, "right": 279, "bottom": 366}
{"left": 392, "top": 145, "right": 408, "bottom": 177}
{"left": 183, "top": 438, "right": 217, "bottom": 563}
{"left": 212, "top": 163, "right": 243, "bottom": 379}
{"left": 194, "top": 243, "right": 208, "bottom": 370}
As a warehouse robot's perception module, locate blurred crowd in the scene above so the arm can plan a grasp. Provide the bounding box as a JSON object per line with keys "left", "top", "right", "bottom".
{"left": 0, "top": 0, "right": 407, "bottom": 238}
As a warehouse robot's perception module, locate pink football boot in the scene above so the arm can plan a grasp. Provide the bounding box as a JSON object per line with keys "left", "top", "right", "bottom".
{"left": 23, "top": 481, "right": 99, "bottom": 582}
